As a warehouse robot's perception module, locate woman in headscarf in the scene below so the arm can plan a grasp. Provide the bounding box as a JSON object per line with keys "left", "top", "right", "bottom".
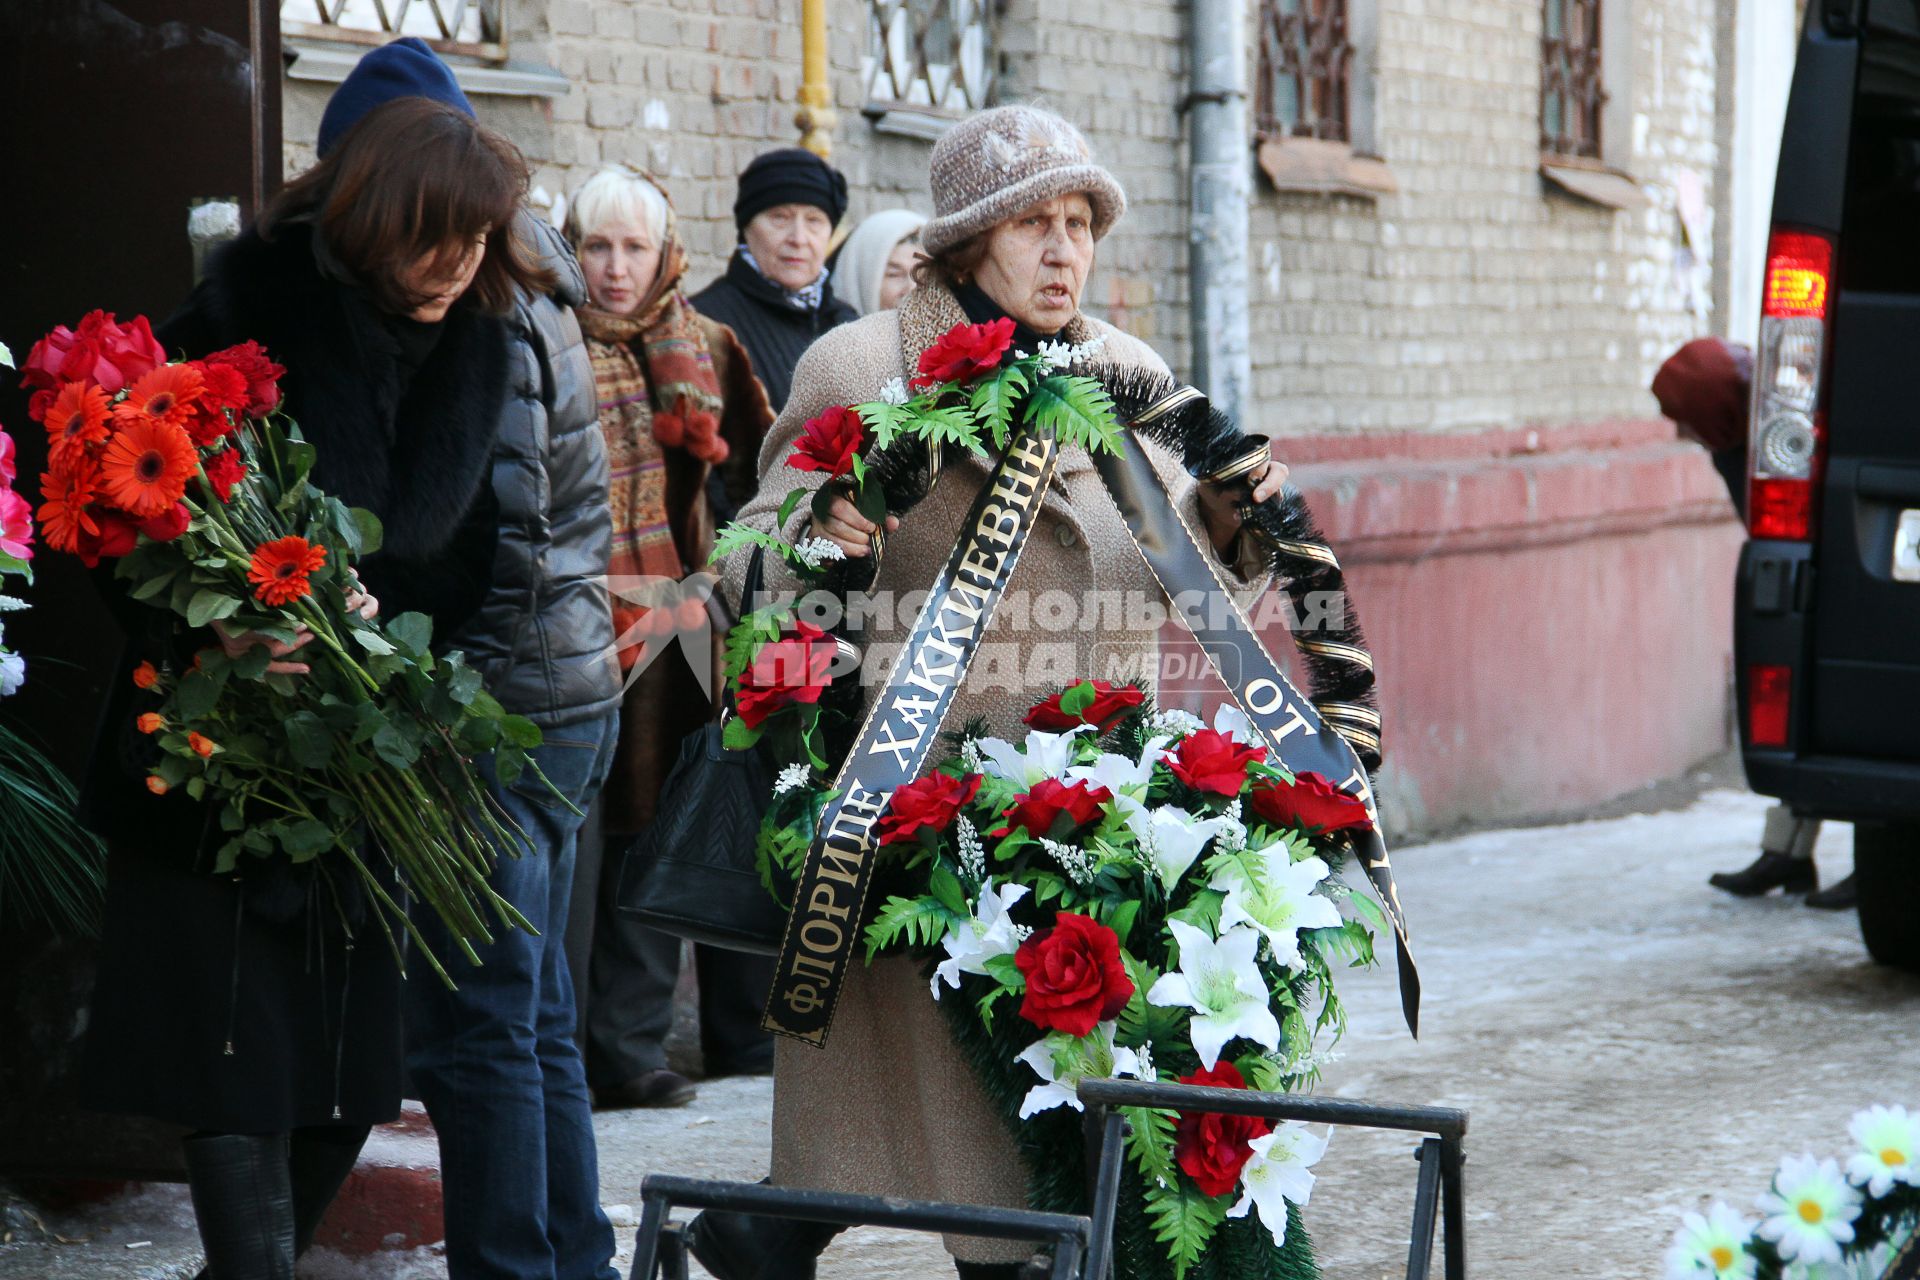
{"left": 830, "top": 208, "right": 928, "bottom": 315}
{"left": 565, "top": 165, "right": 776, "bottom": 1107}
{"left": 699, "top": 105, "right": 1285, "bottom": 1280}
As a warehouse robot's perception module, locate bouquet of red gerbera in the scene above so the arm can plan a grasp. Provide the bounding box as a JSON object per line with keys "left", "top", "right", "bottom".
{"left": 22, "top": 312, "right": 543, "bottom": 982}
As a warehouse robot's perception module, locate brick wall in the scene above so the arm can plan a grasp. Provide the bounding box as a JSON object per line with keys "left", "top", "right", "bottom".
{"left": 278, "top": 0, "right": 1728, "bottom": 434}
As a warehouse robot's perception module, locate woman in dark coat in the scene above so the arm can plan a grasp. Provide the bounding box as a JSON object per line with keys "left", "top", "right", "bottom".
{"left": 77, "top": 92, "right": 553, "bottom": 1278}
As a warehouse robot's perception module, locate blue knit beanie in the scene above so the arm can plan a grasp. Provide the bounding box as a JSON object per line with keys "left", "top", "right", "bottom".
{"left": 317, "top": 37, "right": 475, "bottom": 158}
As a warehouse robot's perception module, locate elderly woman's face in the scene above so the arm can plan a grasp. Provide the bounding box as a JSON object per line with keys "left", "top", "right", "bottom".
{"left": 971, "top": 194, "right": 1095, "bottom": 335}
{"left": 878, "top": 238, "right": 919, "bottom": 311}
{"left": 579, "top": 212, "right": 664, "bottom": 317}
{"left": 744, "top": 203, "right": 834, "bottom": 293}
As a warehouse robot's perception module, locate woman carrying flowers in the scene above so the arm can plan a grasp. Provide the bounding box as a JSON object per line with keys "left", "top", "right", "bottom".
{"left": 702, "top": 106, "right": 1288, "bottom": 1280}
{"left": 70, "top": 90, "right": 565, "bottom": 1279}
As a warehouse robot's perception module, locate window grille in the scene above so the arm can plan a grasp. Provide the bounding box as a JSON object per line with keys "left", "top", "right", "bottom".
{"left": 864, "top": 0, "right": 997, "bottom": 116}
{"left": 1255, "top": 0, "right": 1353, "bottom": 144}
{"left": 1541, "top": 0, "right": 1604, "bottom": 159}
{"left": 280, "top": 0, "right": 501, "bottom": 57}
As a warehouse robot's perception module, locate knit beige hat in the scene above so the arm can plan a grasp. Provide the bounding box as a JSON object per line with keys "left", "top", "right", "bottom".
{"left": 922, "top": 106, "right": 1127, "bottom": 254}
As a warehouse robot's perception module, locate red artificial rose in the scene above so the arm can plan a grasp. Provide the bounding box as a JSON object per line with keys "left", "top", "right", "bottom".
{"left": 1166, "top": 728, "right": 1268, "bottom": 797}
{"left": 991, "top": 776, "right": 1113, "bottom": 839}
{"left": 1023, "top": 680, "right": 1146, "bottom": 733}
{"left": 875, "top": 771, "right": 983, "bottom": 846}
{"left": 1173, "top": 1061, "right": 1274, "bottom": 1196}
{"left": 1247, "top": 771, "right": 1374, "bottom": 835}
{"left": 786, "top": 405, "right": 869, "bottom": 478}
{"left": 138, "top": 502, "right": 191, "bottom": 543}
{"left": 735, "top": 620, "right": 838, "bottom": 729}
{"left": 913, "top": 317, "right": 1016, "bottom": 389}
{"left": 1013, "top": 912, "right": 1134, "bottom": 1036}
{"left": 201, "top": 341, "right": 285, "bottom": 418}
{"left": 21, "top": 311, "right": 166, "bottom": 396}
{"left": 203, "top": 448, "right": 248, "bottom": 503}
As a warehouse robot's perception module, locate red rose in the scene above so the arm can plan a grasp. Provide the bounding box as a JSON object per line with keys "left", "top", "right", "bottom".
{"left": 913, "top": 318, "right": 1016, "bottom": 390}
{"left": 201, "top": 341, "right": 285, "bottom": 418}
{"left": 75, "top": 511, "right": 142, "bottom": 568}
{"left": 1166, "top": 728, "right": 1268, "bottom": 797}
{"left": 1174, "top": 1061, "right": 1273, "bottom": 1196}
{"left": 1013, "top": 912, "right": 1134, "bottom": 1036}
{"left": 735, "top": 620, "right": 838, "bottom": 729}
{"left": 912, "top": 317, "right": 1016, "bottom": 390}
{"left": 1248, "top": 771, "right": 1374, "bottom": 835}
{"left": 991, "top": 776, "right": 1113, "bottom": 840}
{"left": 786, "top": 405, "right": 869, "bottom": 478}
{"left": 138, "top": 502, "right": 191, "bottom": 543}
{"left": 203, "top": 448, "right": 249, "bottom": 503}
{"left": 1023, "top": 680, "right": 1146, "bottom": 733}
{"left": 21, "top": 311, "right": 165, "bottom": 395}
{"left": 876, "top": 772, "right": 983, "bottom": 846}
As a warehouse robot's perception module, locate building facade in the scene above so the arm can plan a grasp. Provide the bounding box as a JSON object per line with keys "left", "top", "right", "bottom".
{"left": 276, "top": 0, "right": 1795, "bottom": 832}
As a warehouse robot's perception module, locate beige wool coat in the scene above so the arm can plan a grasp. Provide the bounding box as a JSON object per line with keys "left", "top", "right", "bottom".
{"left": 722, "top": 284, "right": 1271, "bottom": 1261}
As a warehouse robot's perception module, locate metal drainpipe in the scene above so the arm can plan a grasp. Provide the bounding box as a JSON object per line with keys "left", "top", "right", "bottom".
{"left": 1187, "top": 0, "right": 1253, "bottom": 423}
{"left": 796, "top": 0, "right": 837, "bottom": 158}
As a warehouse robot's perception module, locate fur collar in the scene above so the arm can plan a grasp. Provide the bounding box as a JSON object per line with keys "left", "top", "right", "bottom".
{"left": 179, "top": 224, "right": 509, "bottom": 561}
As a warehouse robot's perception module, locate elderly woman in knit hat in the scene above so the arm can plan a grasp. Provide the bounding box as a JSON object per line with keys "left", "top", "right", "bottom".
{"left": 698, "top": 105, "right": 1286, "bottom": 1280}
{"left": 831, "top": 207, "right": 929, "bottom": 315}
{"left": 691, "top": 148, "right": 859, "bottom": 418}
{"left": 564, "top": 166, "right": 777, "bottom": 1106}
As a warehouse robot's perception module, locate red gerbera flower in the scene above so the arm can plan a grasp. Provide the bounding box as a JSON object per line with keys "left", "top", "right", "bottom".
{"left": 98, "top": 417, "right": 198, "bottom": 518}
{"left": 112, "top": 363, "right": 204, "bottom": 434}
{"left": 247, "top": 535, "right": 328, "bottom": 607}
{"left": 35, "top": 459, "right": 102, "bottom": 553}
{"left": 43, "top": 381, "right": 112, "bottom": 466}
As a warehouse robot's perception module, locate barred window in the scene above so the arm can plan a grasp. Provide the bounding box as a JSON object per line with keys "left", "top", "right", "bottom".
{"left": 1541, "top": 0, "right": 1604, "bottom": 160}
{"left": 279, "top": 0, "right": 502, "bottom": 58}
{"left": 1255, "top": 0, "right": 1354, "bottom": 144}
{"left": 863, "top": 0, "right": 997, "bottom": 118}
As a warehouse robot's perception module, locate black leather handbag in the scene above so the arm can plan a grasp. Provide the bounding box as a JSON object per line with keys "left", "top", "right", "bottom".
{"left": 615, "top": 548, "right": 786, "bottom": 954}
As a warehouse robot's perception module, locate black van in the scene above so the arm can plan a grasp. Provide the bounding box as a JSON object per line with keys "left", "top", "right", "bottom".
{"left": 1737, "top": 0, "right": 1920, "bottom": 971}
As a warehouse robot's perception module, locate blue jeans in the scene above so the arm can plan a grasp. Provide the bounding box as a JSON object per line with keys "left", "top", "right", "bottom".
{"left": 405, "top": 713, "right": 621, "bottom": 1280}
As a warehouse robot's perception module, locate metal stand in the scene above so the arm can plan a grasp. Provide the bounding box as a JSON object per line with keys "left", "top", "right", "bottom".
{"left": 1076, "top": 1079, "right": 1468, "bottom": 1280}
{"left": 629, "top": 1175, "right": 1093, "bottom": 1280}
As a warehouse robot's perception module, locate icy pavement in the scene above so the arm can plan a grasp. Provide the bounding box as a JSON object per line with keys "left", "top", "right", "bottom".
{"left": 6, "top": 788, "right": 1917, "bottom": 1280}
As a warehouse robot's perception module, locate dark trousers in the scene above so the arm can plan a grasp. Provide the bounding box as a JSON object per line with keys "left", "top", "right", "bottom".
{"left": 583, "top": 833, "right": 776, "bottom": 1082}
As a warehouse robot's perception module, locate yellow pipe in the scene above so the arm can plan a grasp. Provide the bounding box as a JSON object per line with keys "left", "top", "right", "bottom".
{"left": 795, "top": 0, "right": 836, "bottom": 157}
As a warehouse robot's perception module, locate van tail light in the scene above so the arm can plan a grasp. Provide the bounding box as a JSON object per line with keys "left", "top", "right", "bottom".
{"left": 1748, "top": 229, "right": 1835, "bottom": 541}
{"left": 1747, "top": 664, "right": 1793, "bottom": 748}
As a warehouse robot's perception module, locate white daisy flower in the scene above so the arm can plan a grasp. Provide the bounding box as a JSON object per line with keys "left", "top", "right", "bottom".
{"left": 1755, "top": 1155, "right": 1862, "bottom": 1266}
{"left": 1209, "top": 852, "right": 1343, "bottom": 968}
{"left": 1015, "top": 1021, "right": 1141, "bottom": 1117}
{"left": 1846, "top": 1104, "right": 1919, "bottom": 1198}
{"left": 1227, "top": 1122, "right": 1330, "bottom": 1248}
{"left": 930, "top": 880, "right": 1030, "bottom": 999}
{"left": 1146, "top": 920, "right": 1280, "bottom": 1069}
{"left": 1665, "top": 1203, "right": 1757, "bottom": 1280}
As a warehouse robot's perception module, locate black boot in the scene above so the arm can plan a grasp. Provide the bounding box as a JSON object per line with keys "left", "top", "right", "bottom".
{"left": 1708, "top": 851, "right": 1815, "bottom": 897}
{"left": 1806, "top": 872, "right": 1859, "bottom": 910}
{"left": 684, "top": 1206, "right": 844, "bottom": 1280}
{"left": 288, "top": 1125, "right": 370, "bottom": 1258}
{"left": 183, "top": 1132, "right": 295, "bottom": 1280}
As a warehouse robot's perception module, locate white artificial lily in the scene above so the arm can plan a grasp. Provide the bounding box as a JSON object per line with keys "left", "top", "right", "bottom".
{"left": 1227, "top": 1122, "right": 1330, "bottom": 1248}
{"left": 1213, "top": 704, "right": 1267, "bottom": 749}
{"left": 974, "top": 726, "right": 1096, "bottom": 788}
{"left": 1846, "top": 1104, "right": 1919, "bottom": 1198}
{"left": 1209, "top": 852, "right": 1343, "bottom": 967}
{"left": 1664, "top": 1203, "right": 1757, "bottom": 1280}
{"left": 930, "top": 880, "right": 1030, "bottom": 999}
{"left": 1124, "top": 804, "right": 1229, "bottom": 893}
{"left": 1066, "top": 736, "right": 1171, "bottom": 795}
{"left": 1754, "top": 1155, "right": 1862, "bottom": 1267}
{"left": 1015, "top": 1020, "right": 1143, "bottom": 1117}
{"left": 1146, "top": 920, "right": 1280, "bottom": 1068}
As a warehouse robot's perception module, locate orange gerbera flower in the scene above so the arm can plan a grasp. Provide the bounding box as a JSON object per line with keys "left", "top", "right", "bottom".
{"left": 98, "top": 416, "right": 197, "bottom": 517}
{"left": 136, "top": 712, "right": 165, "bottom": 734}
{"left": 188, "top": 732, "right": 217, "bottom": 758}
{"left": 36, "top": 459, "right": 101, "bottom": 552}
{"left": 247, "top": 535, "right": 328, "bottom": 607}
{"left": 44, "top": 381, "right": 111, "bottom": 465}
{"left": 112, "top": 362, "right": 204, "bottom": 433}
